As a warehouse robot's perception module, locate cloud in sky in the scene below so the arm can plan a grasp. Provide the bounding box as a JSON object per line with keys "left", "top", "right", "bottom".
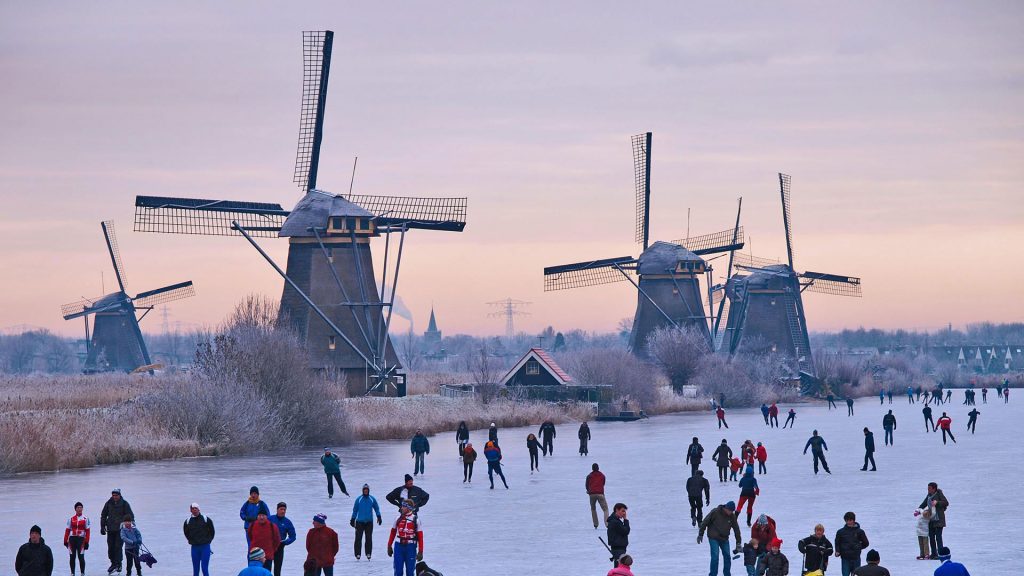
{"left": 1, "top": 1, "right": 1022, "bottom": 337}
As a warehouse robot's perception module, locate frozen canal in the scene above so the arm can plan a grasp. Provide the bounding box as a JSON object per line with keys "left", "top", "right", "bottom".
{"left": 2, "top": 396, "right": 1018, "bottom": 575}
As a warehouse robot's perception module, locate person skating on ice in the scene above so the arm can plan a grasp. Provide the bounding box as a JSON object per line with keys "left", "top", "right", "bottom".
{"left": 860, "top": 428, "right": 876, "bottom": 472}
{"left": 803, "top": 430, "right": 831, "bottom": 475}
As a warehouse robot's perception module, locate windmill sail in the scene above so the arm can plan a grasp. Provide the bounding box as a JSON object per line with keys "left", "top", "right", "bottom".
{"left": 632, "top": 132, "right": 652, "bottom": 249}
{"left": 673, "top": 226, "right": 746, "bottom": 256}
{"left": 133, "top": 281, "right": 196, "bottom": 308}
{"left": 102, "top": 221, "right": 128, "bottom": 293}
{"left": 799, "top": 271, "right": 862, "bottom": 297}
{"left": 134, "top": 196, "right": 288, "bottom": 237}
{"left": 294, "top": 30, "right": 334, "bottom": 192}
{"left": 343, "top": 193, "right": 468, "bottom": 231}
{"left": 543, "top": 256, "right": 636, "bottom": 291}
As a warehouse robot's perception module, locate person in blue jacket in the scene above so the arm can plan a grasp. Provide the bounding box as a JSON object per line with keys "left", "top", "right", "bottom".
{"left": 760, "top": 404, "right": 770, "bottom": 425}
{"left": 484, "top": 441, "right": 508, "bottom": 489}
{"left": 736, "top": 470, "right": 759, "bottom": 527}
{"left": 239, "top": 547, "right": 272, "bottom": 576}
{"left": 350, "top": 483, "right": 383, "bottom": 560}
{"left": 240, "top": 486, "right": 270, "bottom": 547}
{"left": 268, "top": 502, "right": 295, "bottom": 576}
{"left": 321, "top": 448, "right": 348, "bottom": 498}
{"left": 410, "top": 430, "right": 430, "bottom": 476}
{"left": 933, "top": 546, "right": 969, "bottom": 576}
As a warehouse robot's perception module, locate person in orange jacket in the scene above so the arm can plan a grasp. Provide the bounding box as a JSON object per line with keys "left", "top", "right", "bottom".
{"left": 729, "top": 456, "right": 742, "bottom": 481}
{"left": 755, "top": 443, "right": 768, "bottom": 475}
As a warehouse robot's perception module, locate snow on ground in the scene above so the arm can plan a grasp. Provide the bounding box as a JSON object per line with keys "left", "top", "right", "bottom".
{"left": 1, "top": 394, "right": 1018, "bottom": 575}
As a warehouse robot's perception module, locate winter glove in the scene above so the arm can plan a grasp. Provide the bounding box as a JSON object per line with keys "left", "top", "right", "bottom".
{"left": 100, "top": 527, "right": 106, "bottom": 536}
{"left": 697, "top": 535, "right": 703, "bottom": 544}
{"left": 387, "top": 547, "right": 394, "bottom": 557}
{"left": 416, "top": 551, "right": 423, "bottom": 561}
{"left": 84, "top": 542, "right": 89, "bottom": 551}
{"left": 350, "top": 519, "right": 355, "bottom": 528}
{"left": 377, "top": 517, "right": 382, "bottom": 526}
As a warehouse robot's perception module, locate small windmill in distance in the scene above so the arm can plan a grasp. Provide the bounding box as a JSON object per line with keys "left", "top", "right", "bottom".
{"left": 487, "top": 298, "right": 531, "bottom": 340}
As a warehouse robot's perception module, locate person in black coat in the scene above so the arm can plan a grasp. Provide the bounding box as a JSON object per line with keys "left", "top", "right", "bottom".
{"left": 538, "top": 421, "right": 556, "bottom": 456}
{"left": 183, "top": 503, "right": 215, "bottom": 576}
{"left": 712, "top": 439, "right": 733, "bottom": 482}
{"left": 606, "top": 503, "right": 630, "bottom": 566}
{"left": 487, "top": 423, "right": 499, "bottom": 445}
{"left": 578, "top": 422, "right": 591, "bottom": 456}
{"left": 686, "top": 470, "right": 711, "bottom": 526}
{"left": 881, "top": 410, "right": 897, "bottom": 445}
{"left": 386, "top": 475, "right": 430, "bottom": 510}
{"left": 15, "top": 525, "right": 53, "bottom": 576}
{"left": 798, "top": 524, "right": 833, "bottom": 574}
{"left": 100, "top": 489, "right": 133, "bottom": 574}
{"left": 455, "top": 422, "right": 469, "bottom": 458}
{"left": 834, "top": 512, "right": 870, "bottom": 575}
{"left": 686, "top": 437, "right": 704, "bottom": 475}
{"left": 860, "top": 428, "right": 876, "bottom": 471}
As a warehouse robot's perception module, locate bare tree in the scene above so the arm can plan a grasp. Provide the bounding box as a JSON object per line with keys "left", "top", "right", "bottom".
{"left": 646, "top": 325, "right": 709, "bottom": 392}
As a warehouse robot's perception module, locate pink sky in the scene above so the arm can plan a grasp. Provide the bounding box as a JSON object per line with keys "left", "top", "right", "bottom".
{"left": 1, "top": 2, "right": 1022, "bottom": 337}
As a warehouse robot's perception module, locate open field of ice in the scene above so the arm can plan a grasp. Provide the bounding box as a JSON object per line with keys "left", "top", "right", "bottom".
{"left": 1, "top": 394, "right": 1017, "bottom": 575}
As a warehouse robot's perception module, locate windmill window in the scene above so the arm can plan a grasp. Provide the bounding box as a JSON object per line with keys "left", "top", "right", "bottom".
{"left": 358, "top": 219, "right": 369, "bottom": 231}
{"left": 328, "top": 336, "right": 336, "bottom": 350}
{"left": 346, "top": 218, "right": 356, "bottom": 231}
{"left": 526, "top": 360, "right": 540, "bottom": 375}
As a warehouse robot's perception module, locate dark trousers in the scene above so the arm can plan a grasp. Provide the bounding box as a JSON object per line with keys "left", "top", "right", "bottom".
{"left": 611, "top": 547, "right": 627, "bottom": 566}
{"left": 487, "top": 461, "right": 507, "bottom": 488}
{"left": 718, "top": 465, "right": 728, "bottom": 482}
{"left": 463, "top": 461, "right": 474, "bottom": 482}
{"left": 69, "top": 536, "right": 86, "bottom": 574}
{"left": 762, "top": 413, "right": 769, "bottom": 424}
{"left": 812, "top": 451, "right": 830, "bottom": 473}
{"left": 107, "top": 530, "right": 123, "bottom": 567}
{"left": 828, "top": 399, "right": 837, "bottom": 409}
{"left": 458, "top": 441, "right": 466, "bottom": 458}
{"left": 688, "top": 495, "right": 704, "bottom": 524}
{"left": 125, "top": 548, "right": 142, "bottom": 576}
{"left": 272, "top": 544, "right": 286, "bottom": 576}
{"left": 928, "top": 524, "right": 944, "bottom": 557}
{"left": 579, "top": 439, "right": 588, "bottom": 455}
{"left": 769, "top": 415, "right": 778, "bottom": 427}
{"left": 758, "top": 460, "right": 766, "bottom": 474}
{"left": 847, "top": 405, "right": 854, "bottom": 416}
{"left": 968, "top": 418, "right": 977, "bottom": 433}
{"left": 941, "top": 428, "right": 956, "bottom": 444}
{"left": 689, "top": 460, "right": 700, "bottom": 476}
{"left": 354, "top": 521, "right": 373, "bottom": 557}
{"left": 862, "top": 451, "right": 876, "bottom": 470}
{"left": 542, "top": 436, "right": 554, "bottom": 455}
{"left": 718, "top": 418, "right": 728, "bottom": 429}
{"left": 413, "top": 452, "right": 425, "bottom": 475}
{"left": 783, "top": 415, "right": 795, "bottom": 428}
{"left": 908, "top": 394, "right": 914, "bottom": 403}
{"left": 884, "top": 428, "right": 893, "bottom": 445}
{"left": 529, "top": 450, "right": 539, "bottom": 471}
{"left": 925, "top": 416, "right": 934, "bottom": 431}
{"left": 326, "top": 472, "right": 346, "bottom": 496}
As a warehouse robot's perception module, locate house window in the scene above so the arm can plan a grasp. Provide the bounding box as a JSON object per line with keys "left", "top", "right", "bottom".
{"left": 358, "top": 218, "right": 370, "bottom": 231}
{"left": 526, "top": 360, "right": 540, "bottom": 375}
{"left": 328, "top": 336, "right": 336, "bottom": 350}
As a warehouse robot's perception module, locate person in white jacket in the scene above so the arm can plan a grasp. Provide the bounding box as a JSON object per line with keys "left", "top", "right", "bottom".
{"left": 914, "top": 506, "right": 933, "bottom": 560}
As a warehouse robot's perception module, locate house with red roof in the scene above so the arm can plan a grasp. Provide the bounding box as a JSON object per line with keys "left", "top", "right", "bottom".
{"left": 499, "top": 348, "right": 606, "bottom": 402}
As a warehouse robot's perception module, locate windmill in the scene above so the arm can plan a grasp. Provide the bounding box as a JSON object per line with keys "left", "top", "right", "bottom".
{"left": 722, "top": 173, "right": 862, "bottom": 376}
{"left": 132, "top": 31, "right": 467, "bottom": 396}
{"left": 543, "top": 132, "right": 745, "bottom": 356}
{"left": 61, "top": 221, "right": 195, "bottom": 373}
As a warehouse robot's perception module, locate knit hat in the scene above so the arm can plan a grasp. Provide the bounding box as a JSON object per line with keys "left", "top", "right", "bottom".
{"left": 190, "top": 502, "right": 200, "bottom": 510}
{"left": 490, "top": 422, "right": 495, "bottom": 426}
{"left": 30, "top": 525, "right": 41, "bottom": 535}
{"left": 313, "top": 513, "right": 327, "bottom": 525}
{"left": 770, "top": 538, "right": 783, "bottom": 549}
{"left": 404, "top": 474, "right": 414, "bottom": 482}
{"left": 248, "top": 547, "right": 265, "bottom": 561}
{"left": 323, "top": 447, "right": 331, "bottom": 452}
{"left": 756, "top": 514, "right": 768, "bottom": 526}
{"left": 725, "top": 501, "right": 736, "bottom": 512}
{"left": 362, "top": 483, "right": 370, "bottom": 490}
{"left": 938, "top": 547, "right": 951, "bottom": 561}
{"left": 111, "top": 488, "right": 122, "bottom": 495}
{"left": 249, "top": 485, "right": 259, "bottom": 495}
{"left": 866, "top": 549, "right": 880, "bottom": 562}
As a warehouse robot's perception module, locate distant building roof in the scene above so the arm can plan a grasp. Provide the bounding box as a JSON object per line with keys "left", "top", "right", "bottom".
{"left": 500, "top": 347, "right": 574, "bottom": 386}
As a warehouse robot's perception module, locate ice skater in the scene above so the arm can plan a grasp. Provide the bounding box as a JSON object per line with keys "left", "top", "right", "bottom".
{"left": 686, "top": 437, "right": 705, "bottom": 476}
{"left": 321, "top": 448, "right": 348, "bottom": 498}
{"left": 736, "top": 469, "right": 759, "bottom": 526}
{"left": 578, "top": 422, "right": 591, "bottom": 456}
{"left": 967, "top": 408, "right": 980, "bottom": 434}
{"left": 686, "top": 470, "right": 710, "bottom": 526}
{"left": 755, "top": 442, "right": 767, "bottom": 475}
{"left": 538, "top": 421, "right": 556, "bottom": 456}
{"left": 697, "top": 501, "right": 742, "bottom": 576}
{"left": 713, "top": 439, "right": 732, "bottom": 482}
{"left": 846, "top": 397, "right": 855, "bottom": 416}
{"left": 803, "top": 430, "right": 831, "bottom": 475}
{"left": 782, "top": 408, "right": 796, "bottom": 429}
{"left": 716, "top": 406, "right": 729, "bottom": 429}
{"left": 907, "top": 386, "right": 915, "bottom": 403}
{"left": 455, "top": 422, "right": 469, "bottom": 458}
{"left": 526, "top": 433, "right": 541, "bottom": 472}
{"left": 860, "top": 428, "right": 876, "bottom": 472}
{"left": 484, "top": 441, "right": 508, "bottom": 489}
{"left": 768, "top": 403, "right": 779, "bottom": 428}
{"left": 760, "top": 403, "right": 770, "bottom": 425}
{"left": 934, "top": 413, "right": 956, "bottom": 444}
{"left": 882, "top": 410, "right": 896, "bottom": 446}
{"left": 923, "top": 405, "right": 934, "bottom": 432}
{"left": 827, "top": 394, "right": 837, "bottom": 410}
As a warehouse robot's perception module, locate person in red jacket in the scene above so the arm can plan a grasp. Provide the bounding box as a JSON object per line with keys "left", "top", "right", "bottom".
{"left": 64, "top": 501, "right": 90, "bottom": 576}
{"left": 934, "top": 413, "right": 956, "bottom": 445}
{"left": 729, "top": 456, "right": 742, "bottom": 481}
{"left": 716, "top": 407, "right": 729, "bottom": 429}
{"left": 305, "top": 513, "right": 338, "bottom": 576}
{"left": 755, "top": 443, "right": 768, "bottom": 475}
{"left": 246, "top": 511, "right": 280, "bottom": 570}
{"left": 750, "top": 514, "right": 777, "bottom": 546}
{"left": 388, "top": 500, "right": 423, "bottom": 576}
{"left": 586, "top": 463, "right": 609, "bottom": 529}
{"left": 768, "top": 403, "right": 779, "bottom": 428}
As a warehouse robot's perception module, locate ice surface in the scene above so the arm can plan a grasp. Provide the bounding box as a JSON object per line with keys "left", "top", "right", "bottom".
{"left": 1, "top": 395, "right": 1018, "bottom": 575}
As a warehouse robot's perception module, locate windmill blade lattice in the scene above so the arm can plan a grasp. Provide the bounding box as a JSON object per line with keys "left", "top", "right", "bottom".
{"left": 632, "top": 132, "right": 652, "bottom": 249}
{"left": 733, "top": 252, "right": 781, "bottom": 270}
{"left": 61, "top": 296, "right": 102, "bottom": 320}
{"left": 779, "top": 173, "right": 795, "bottom": 268}
{"left": 673, "top": 226, "right": 746, "bottom": 256}
{"left": 134, "top": 196, "right": 288, "bottom": 237}
{"left": 294, "top": 31, "right": 334, "bottom": 192}
{"left": 102, "top": 221, "right": 128, "bottom": 293}
{"left": 133, "top": 281, "right": 196, "bottom": 308}
{"left": 344, "top": 193, "right": 468, "bottom": 231}
{"left": 799, "top": 272, "right": 862, "bottom": 297}
{"left": 544, "top": 256, "right": 636, "bottom": 291}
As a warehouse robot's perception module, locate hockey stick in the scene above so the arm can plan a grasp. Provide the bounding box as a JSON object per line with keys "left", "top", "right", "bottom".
{"left": 598, "top": 536, "right": 615, "bottom": 563}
